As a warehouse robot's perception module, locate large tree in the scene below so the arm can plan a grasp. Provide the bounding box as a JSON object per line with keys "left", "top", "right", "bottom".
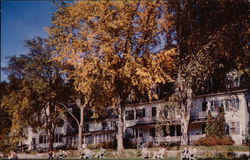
{"left": 167, "top": 0, "right": 249, "bottom": 145}
{"left": 0, "top": 82, "right": 12, "bottom": 154}
{"left": 48, "top": 1, "right": 176, "bottom": 151}
{"left": 1, "top": 37, "right": 74, "bottom": 151}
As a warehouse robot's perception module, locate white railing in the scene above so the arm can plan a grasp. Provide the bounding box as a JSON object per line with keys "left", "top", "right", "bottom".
{"left": 189, "top": 134, "right": 205, "bottom": 142}
{"left": 132, "top": 136, "right": 181, "bottom": 143}
{"left": 191, "top": 111, "right": 207, "bottom": 119}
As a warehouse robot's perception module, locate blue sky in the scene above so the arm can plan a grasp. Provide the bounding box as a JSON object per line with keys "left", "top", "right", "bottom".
{"left": 1, "top": 1, "right": 57, "bottom": 81}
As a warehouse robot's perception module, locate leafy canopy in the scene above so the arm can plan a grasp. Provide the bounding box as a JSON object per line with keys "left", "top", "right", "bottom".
{"left": 48, "top": 1, "right": 177, "bottom": 109}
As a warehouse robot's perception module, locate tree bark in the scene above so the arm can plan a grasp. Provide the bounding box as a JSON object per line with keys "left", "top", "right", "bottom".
{"left": 47, "top": 102, "right": 55, "bottom": 151}
{"left": 48, "top": 129, "right": 54, "bottom": 151}
{"left": 78, "top": 103, "right": 84, "bottom": 150}
{"left": 177, "top": 68, "right": 193, "bottom": 146}
{"left": 180, "top": 85, "right": 192, "bottom": 146}
{"left": 117, "top": 101, "right": 125, "bottom": 152}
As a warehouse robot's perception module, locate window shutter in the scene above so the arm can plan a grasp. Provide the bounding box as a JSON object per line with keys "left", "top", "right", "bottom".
{"left": 237, "top": 121, "right": 240, "bottom": 134}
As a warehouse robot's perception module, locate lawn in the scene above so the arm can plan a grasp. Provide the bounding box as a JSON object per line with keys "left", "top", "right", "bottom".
{"left": 189, "top": 145, "right": 249, "bottom": 152}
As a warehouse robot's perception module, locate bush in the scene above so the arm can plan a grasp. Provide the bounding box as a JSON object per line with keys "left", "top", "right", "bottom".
{"left": 194, "top": 136, "right": 234, "bottom": 146}
{"left": 159, "top": 142, "right": 180, "bottom": 149}
{"left": 144, "top": 142, "right": 153, "bottom": 148}
{"left": 87, "top": 141, "right": 116, "bottom": 149}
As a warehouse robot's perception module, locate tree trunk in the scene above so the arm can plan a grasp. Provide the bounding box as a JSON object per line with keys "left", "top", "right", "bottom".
{"left": 47, "top": 102, "right": 54, "bottom": 151}
{"left": 117, "top": 101, "right": 125, "bottom": 152}
{"left": 180, "top": 85, "right": 192, "bottom": 146}
{"left": 78, "top": 104, "right": 84, "bottom": 150}
{"left": 177, "top": 68, "right": 193, "bottom": 146}
{"left": 48, "top": 129, "right": 54, "bottom": 151}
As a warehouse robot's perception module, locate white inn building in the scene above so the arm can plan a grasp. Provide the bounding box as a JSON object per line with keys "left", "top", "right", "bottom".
{"left": 21, "top": 71, "right": 249, "bottom": 151}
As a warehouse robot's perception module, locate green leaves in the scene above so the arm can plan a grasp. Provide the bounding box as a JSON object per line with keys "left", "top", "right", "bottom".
{"left": 1, "top": 37, "right": 75, "bottom": 150}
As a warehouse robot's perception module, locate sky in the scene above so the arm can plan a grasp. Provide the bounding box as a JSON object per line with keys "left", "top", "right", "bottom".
{"left": 1, "top": 1, "right": 57, "bottom": 81}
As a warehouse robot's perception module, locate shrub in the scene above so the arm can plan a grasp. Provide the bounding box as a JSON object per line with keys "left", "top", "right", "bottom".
{"left": 144, "top": 142, "right": 153, "bottom": 148}
{"left": 159, "top": 142, "right": 180, "bottom": 149}
{"left": 87, "top": 141, "right": 116, "bottom": 149}
{"left": 220, "top": 136, "right": 234, "bottom": 145}
{"left": 194, "top": 136, "right": 234, "bottom": 146}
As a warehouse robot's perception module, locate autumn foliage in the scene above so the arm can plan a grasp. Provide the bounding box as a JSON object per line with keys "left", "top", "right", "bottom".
{"left": 194, "top": 136, "right": 234, "bottom": 146}
{"left": 48, "top": 1, "right": 176, "bottom": 151}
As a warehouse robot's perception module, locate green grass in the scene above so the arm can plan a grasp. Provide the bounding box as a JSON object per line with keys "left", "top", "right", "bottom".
{"left": 189, "top": 145, "right": 249, "bottom": 152}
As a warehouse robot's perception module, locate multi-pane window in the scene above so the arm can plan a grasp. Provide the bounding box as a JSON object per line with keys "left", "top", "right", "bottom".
{"left": 176, "top": 125, "right": 181, "bottom": 136}
{"left": 133, "top": 128, "right": 139, "bottom": 138}
{"left": 32, "top": 138, "right": 36, "bottom": 145}
{"left": 102, "top": 122, "right": 108, "bottom": 131}
{"left": 39, "top": 135, "right": 47, "bottom": 144}
{"left": 136, "top": 109, "right": 145, "bottom": 118}
{"left": 225, "top": 98, "right": 239, "bottom": 110}
{"left": 169, "top": 125, "right": 181, "bottom": 136}
{"left": 170, "top": 126, "right": 175, "bottom": 136}
{"left": 111, "top": 121, "right": 117, "bottom": 130}
{"left": 152, "top": 107, "right": 157, "bottom": 117}
{"left": 149, "top": 128, "right": 156, "bottom": 137}
{"left": 210, "top": 100, "right": 223, "bottom": 112}
{"left": 125, "top": 110, "right": 134, "bottom": 120}
{"left": 229, "top": 121, "right": 240, "bottom": 135}
{"left": 162, "top": 126, "right": 167, "bottom": 137}
{"left": 202, "top": 102, "right": 208, "bottom": 111}
{"left": 55, "top": 134, "right": 62, "bottom": 143}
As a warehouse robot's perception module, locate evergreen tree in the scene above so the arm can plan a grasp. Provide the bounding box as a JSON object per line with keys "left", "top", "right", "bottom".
{"left": 205, "top": 107, "right": 225, "bottom": 138}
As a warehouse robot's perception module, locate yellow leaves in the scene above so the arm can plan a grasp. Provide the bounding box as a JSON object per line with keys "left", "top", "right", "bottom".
{"left": 48, "top": 0, "right": 178, "bottom": 108}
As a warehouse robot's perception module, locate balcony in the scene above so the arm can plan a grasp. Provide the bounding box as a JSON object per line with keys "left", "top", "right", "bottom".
{"left": 190, "top": 111, "right": 207, "bottom": 121}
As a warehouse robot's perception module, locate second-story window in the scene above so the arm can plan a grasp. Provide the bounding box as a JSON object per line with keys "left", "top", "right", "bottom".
{"left": 125, "top": 110, "right": 134, "bottom": 120}
{"left": 136, "top": 108, "right": 145, "bottom": 118}
{"left": 225, "top": 98, "right": 239, "bottom": 111}
{"left": 210, "top": 100, "right": 223, "bottom": 112}
{"left": 152, "top": 107, "right": 157, "bottom": 117}
{"left": 202, "top": 102, "right": 207, "bottom": 111}
{"left": 102, "top": 122, "right": 108, "bottom": 131}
